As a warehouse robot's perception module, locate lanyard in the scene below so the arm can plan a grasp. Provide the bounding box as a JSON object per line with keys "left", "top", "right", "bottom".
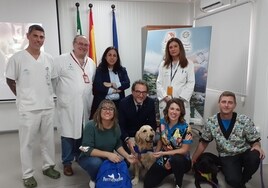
{"left": 70, "top": 53, "right": 88, "bottom": 74}
{"left": 170, "top": 62, "right": 179, "bottom": 83}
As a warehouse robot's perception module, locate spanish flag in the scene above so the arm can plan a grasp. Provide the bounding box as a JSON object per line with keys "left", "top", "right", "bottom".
{"left": 89, "top": 7, "right": 97, "bottom": 64}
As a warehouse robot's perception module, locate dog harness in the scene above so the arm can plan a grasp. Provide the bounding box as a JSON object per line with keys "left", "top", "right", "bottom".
{"left": 133, "top": 145, "right": 154, "bottom": 156}
{"left": 133, "top": 145, "right": 154, "bottom": 168}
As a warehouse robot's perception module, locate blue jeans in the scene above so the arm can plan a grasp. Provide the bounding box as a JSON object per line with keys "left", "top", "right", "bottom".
{"left": 79, "top": 156, "right": 104, "bottom": 181}
{"left": 61, "top": 136, "right": 82, "bottom": 165}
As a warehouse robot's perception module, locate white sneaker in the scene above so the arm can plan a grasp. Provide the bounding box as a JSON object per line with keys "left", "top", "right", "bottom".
{"left": 89, "top": 180, "right": 95, "bottom": 188}
{"left": 175, "top": 185, "right": 181, "bottom": 188}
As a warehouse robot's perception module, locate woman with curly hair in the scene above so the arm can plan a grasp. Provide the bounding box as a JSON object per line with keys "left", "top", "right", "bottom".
{"left": 144, "top": 98, "right": 192, "bottom": 188}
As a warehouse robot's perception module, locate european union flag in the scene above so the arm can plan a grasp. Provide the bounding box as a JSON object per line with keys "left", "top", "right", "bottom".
{"left": 112, "top": 10, "right": 118, "bottom": 49}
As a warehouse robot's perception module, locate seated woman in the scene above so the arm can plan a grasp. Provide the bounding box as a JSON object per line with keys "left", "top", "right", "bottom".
{"left": 144, "top": 98, "right": 192, "bottom": 188}
{"left": 78, "top": 99, "right": 135, "bottom": 187}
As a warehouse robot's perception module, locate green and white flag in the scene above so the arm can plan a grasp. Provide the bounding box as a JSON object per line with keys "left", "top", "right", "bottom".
{"left": 76, "top": 4, "right": 82, "bottom": 35}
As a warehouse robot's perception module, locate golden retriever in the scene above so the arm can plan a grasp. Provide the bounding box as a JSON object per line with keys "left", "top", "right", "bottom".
{"left": 131, "top": 125, "right": 156, "bottom": 185}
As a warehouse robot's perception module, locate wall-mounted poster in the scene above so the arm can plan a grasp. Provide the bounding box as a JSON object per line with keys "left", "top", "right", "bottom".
{"left": 0, "top": 22, "right": 38, "bottom": 101}
{"left": 143, "top": 26, "right": 212, "bottom": 124}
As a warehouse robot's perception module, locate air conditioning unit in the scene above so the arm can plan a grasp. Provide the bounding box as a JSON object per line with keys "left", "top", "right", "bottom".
{"left": 200, "top": 0, "right": 223, "bottom": 11}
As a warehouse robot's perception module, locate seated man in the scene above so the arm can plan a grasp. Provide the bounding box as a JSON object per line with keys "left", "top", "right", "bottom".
{"left": 118, "top": 80, "right": 157, "bottom": 154}
{"left": 192, "top": 91, "right": 265, "bottom": 188}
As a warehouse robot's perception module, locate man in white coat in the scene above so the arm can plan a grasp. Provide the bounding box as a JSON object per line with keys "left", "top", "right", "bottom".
{"left": 6, "top": 24, "right": 60, "bottom": 188}
{"left": 52, "top": 35, "right": 96, "bottom": 176}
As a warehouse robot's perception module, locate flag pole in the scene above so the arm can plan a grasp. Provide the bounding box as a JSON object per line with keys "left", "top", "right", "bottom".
{"left": 111, "top": 4, "right": 118, "bottom": 50}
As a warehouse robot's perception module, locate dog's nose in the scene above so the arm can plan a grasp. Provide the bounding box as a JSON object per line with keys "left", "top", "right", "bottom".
{"left": 149, "top": 134, "right": 154, "bottom": 139}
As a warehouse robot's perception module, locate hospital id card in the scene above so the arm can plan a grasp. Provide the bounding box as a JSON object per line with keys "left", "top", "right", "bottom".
{"left": 83, "top": 74, "right": 90, "bottom": 83}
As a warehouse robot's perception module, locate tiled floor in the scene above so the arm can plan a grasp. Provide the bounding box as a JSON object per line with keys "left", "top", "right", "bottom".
{"left": 0, "top": 130, "right": 267, "bottom": 188}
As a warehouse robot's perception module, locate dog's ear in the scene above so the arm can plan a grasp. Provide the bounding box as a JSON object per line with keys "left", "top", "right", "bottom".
{"left": 208, "top": 153, "right": 222, "bottom": 168}
{"left": 135, "top": 129, "right": 141, "bottom": 144}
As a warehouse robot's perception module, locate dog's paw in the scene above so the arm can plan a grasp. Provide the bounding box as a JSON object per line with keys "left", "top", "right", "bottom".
{"left": 131, "top": 177, "right": 139, "bottom": 185}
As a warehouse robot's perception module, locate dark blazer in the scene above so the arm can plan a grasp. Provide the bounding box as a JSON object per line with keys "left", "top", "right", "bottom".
{"left": 118, "top": 94, "right": 157, "bottom": 141}
{"left": 90, "top": 66, "right": 130, "bottom": 118}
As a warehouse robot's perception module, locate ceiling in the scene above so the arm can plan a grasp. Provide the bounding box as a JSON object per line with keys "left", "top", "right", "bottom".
{"left": 114, "top": 0, "right": 192, "bottom": 3}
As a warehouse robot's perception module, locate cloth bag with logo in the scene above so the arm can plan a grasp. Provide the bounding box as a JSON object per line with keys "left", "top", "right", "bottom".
{"left": 96, "top": 159, "right": 132, "bottom": 188}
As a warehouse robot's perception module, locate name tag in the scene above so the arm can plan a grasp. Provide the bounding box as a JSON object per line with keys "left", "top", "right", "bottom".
{"left": 167, "top": 86, "right": 173, "bottom": 96}
{"left": 83, "top": 74, "right": 90, "bottom": 83}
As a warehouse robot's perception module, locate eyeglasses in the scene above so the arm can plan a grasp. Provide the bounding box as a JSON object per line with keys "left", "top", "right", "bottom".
{"left": 134, "top": 90, "right": 148, "bottom": 95}
{"left": 101, "top": 107, "right": 115, "bottom": 112}
{"left": 75, "top": 42, "right": 89, "bottom": 48}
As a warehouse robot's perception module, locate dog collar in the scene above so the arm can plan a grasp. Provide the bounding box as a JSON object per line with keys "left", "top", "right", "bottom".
{"left": 133, "top": 145, "right": 154, "bottom": 154}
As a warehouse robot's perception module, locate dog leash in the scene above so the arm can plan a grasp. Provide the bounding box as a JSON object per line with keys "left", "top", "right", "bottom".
{"left": 260, "top": 159, "right": 265, "bottom": 188}
{"left": 197, "top": 171, "right": 220, "bottom": 188}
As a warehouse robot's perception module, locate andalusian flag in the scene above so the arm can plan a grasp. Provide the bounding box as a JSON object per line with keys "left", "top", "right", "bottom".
{"left": 76, "top": 4, "right": 82, "bottom": 35}
{"left": 112, "top": 9, "right": 118, "bottom": 49}
{"left": 89, "top": 7, "right": 97, "bottom": 64}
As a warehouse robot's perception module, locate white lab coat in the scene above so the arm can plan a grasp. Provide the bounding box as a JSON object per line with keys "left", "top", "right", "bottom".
{"left": 53, "top": 52, "right": 96, "bottom": 139}
{"left": 156, "top": 60, "right": 195, "bottom": 120}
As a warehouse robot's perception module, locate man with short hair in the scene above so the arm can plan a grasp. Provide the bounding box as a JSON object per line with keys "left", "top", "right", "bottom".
{"left": 52, "top": 35, "right": 96, "bottom": 176}
{"left": 192, "top": 91, "right": 265, "bottom": 188}
{"left": 6, "top": 24, "right": 60, "bottom": 188}
{"left": 118, "top": 80, "right": 157, "bottom": 154}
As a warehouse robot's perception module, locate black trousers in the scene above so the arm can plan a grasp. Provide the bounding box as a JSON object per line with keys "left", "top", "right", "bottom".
{"left": 220, "top": 149, "right": 260, "bottom": 188}
{"left": 143, "top": 154, "right": 191, "bottom": 188}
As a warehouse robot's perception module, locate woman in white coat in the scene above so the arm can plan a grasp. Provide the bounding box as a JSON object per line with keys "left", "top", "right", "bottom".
{"left": 52, "top": 35, "right": 96, "bottom": 176}
{"left": 156, "top": 37, "right": 195, "bottom": 122}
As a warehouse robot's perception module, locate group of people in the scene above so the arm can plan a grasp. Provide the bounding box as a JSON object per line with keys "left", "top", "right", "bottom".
{"left": 5, "top": 24, "right": 265, "bottom": 188}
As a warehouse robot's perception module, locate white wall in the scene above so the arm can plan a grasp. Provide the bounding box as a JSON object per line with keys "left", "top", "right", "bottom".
{"left": 194, "top": 2, "right": 255, "bottom": 119}
{"left": 0, "top": 0, "right": 192, "bottom": 131}
{"left": 193, "top": 0, "right": 267, "bottom": 164}
{"left": 0, "top": 1, "right": 267, "bottom": 164}
{"left": 252, "top": 0, "right": 268, "bottom": 164}
{"left": 57, "top": 0, "right": 192, "bottom": 93}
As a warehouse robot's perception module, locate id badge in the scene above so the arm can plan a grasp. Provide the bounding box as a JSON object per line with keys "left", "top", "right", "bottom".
{"left": 167, "top": 86, "right": 173, "bottom": 96}
{"left": 83, "top": 74, "right": 90, "bottom": 83}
